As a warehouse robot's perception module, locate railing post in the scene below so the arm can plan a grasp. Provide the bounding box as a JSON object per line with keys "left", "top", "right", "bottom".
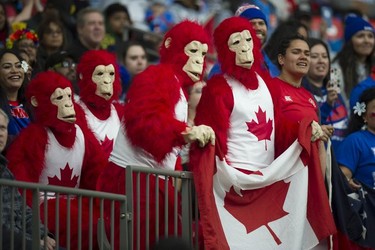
{"left": 180, "top": 172, "right": 193, "bottom": 248}
{"left": 125, "top": 166, "right": 134, "bottom": 250}
{"left": 31, "top": 189, "right": 41, "bottom": 250}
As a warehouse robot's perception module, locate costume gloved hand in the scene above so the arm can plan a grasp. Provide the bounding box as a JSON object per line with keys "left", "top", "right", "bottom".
{"left": 182, "top": 125, "right": 215, "bottom": 147}
{"left": 311, "top": 120, "right": 324, "bottom": 142}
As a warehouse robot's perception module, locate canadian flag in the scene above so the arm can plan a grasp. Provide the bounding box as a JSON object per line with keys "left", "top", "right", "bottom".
{"left": 191, "top": 123, "right": 336, "bottom": 250}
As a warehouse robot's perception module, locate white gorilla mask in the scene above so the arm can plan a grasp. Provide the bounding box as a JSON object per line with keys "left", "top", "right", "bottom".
{"left": 228, "top": 30, "right": 254, "bottom": 69}
{"left": 91, "top": 64, "right": 115, "bottom": 100}
{"left": 50, "top": 87, "right": 76, "bottom": 123}
{"left": 182, "top": 40, "right": 208, "bottom": 82}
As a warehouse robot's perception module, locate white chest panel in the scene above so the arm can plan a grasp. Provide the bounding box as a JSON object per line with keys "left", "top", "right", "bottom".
{"left": 226, "top": 74, "right": 275, "bottom": 171}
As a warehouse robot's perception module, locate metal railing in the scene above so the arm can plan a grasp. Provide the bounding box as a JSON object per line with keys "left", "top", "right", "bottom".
{"left": 0, "top": 166, "right": 200, "bottom": 250}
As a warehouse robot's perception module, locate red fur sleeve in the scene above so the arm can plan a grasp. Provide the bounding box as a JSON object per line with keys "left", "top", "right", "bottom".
{"left": 124, "top": 64, "right": 187, "bottom": 163}
{"left": 6, "top": 124, "right": 47, "bottom": 183}
{"left": 79, "top": 125, "right": 107, "bottom": 190}
{"left": 194, "top": 75, "right": 233, "bottom": 157}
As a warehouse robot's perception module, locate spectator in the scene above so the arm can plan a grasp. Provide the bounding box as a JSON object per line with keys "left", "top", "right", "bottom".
{"left": 102, "top": 3, "right": 132, "bottom": 52}
{"left": 0, "top": 49, "right": 30, "bottom": 149}
{"left": 275, "top": 34, "right": 328, "bottom": 171}
{"left": 67, "top": 7, "right": 105, "bottom": 60}
{"left": 191, "top": 18, "right": 334, "bottom": 249}
{"left": 0, "top": 108, "right": 56, "bottom": 250}
{"left": 169, "top": 0, "right": 211, "bottom": 24}
{"left": 118, "top": 41, "right": 148, "bottom": 99}
{"left": 45, "top": 50, "right": 78, "bottom": 96}
{"left": 0, "top": 3, "right": 10, "bottom": 49}
{"left": 36, "top": 16, "right": 68, "bottom": 70}
{"left": 6, "top": 26, "right": 41, "bottom": 76}
{"left": 75, "top": 50, "right": 123, "bottom": 161}
{"left": 331, "top": 14, "right": 375, "bottom": 106}
{"left": 27, "top": 0, "right": 76, "bottom": 47}
{"left": 97, "top": 20, "right": 214, "bottom": 249}
{"left": 208, "top": 4, "right": 271, "bottom": 78}
{"left": 302, "top": 37, "right": 348, "bottom": 155}
{"left": 337, "top": 87, "right": 375, "bottom": 190}
{"left": 263, "top": 19, "right": 309, "bottom": 77}
{"left": 145, "top": 0, "right": 175, "bottom": 35}
{"left": 6, "top": 71, "right": 107, "bottom": 250}
{"left": 350, "top": 65, "right": 375, "bottom": 110}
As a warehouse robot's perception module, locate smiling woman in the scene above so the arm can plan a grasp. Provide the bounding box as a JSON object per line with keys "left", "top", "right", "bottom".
{"left": 0, "top": 48, "right": 30, "bottom": 150}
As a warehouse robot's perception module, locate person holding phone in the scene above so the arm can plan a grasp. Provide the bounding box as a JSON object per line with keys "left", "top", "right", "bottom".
{"left": 302, "top": 38, "right": 348, "bottom": 154}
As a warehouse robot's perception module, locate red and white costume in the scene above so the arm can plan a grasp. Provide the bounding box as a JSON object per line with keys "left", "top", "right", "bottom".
{"left": 97, "top": 20, "right": 211, "bottom": 249}
{"left": 75, "top": 50, "right": 123, "bottom": 160}
{"left": 190, "top": 17, "right": 336, "bottom": 249}
{"left": 7, "top": 72, "right": 107, "bottom": 250}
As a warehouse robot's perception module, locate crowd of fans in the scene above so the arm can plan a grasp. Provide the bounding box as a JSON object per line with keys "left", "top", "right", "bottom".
{"left": 0, "top": 0, "right": 374, "bottom": 249}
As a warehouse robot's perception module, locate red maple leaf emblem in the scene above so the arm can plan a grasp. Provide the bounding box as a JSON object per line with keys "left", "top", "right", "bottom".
{"left": 101, "top": 135, "right": 114, "bottom": 158}
{"left": 48, "top": 163, "right": 79, "bottom": 188}
{"left": 224, "top": 181, "right": 290, "bottom": 245}
{"left": 246, "top": 106, "right": 273, "bottom": 150}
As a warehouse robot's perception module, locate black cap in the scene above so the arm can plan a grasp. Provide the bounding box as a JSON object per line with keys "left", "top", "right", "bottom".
{"left": 45, "top": 51, "right": 76, "bottom": 70}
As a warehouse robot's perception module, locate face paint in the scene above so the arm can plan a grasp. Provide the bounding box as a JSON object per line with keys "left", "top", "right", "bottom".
{"left": 227, "top": 30, "right": 254, "bottom": 69}
{"left": 92, "top": 64, "right": 115, "bottom": 100}
{"left": 50, "top": 87, "right": 76, "bottom": 123}
{"left": 182, "top": 40, "right": 208, "bottom": 82}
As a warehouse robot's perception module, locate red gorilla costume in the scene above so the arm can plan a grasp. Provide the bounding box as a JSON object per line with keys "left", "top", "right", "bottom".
{"left": 6, "top": 72, "right": 107, "bottom": 250}
{"left": 97, "top": 20, "right": 215, "bottom": 249}
{"left": 75, "top": 50, "right": 123, "bottom": 160}
{"left": 190, "top": 17, "right": 335, "bottom": 249}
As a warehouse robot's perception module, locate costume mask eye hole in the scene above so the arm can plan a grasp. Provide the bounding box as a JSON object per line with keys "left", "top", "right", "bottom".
{"left": 56, "top": 95, "right": 63, "bottom": 100}
{"left": 202, "top": 52, "right": 207, "bottom": 56}
{"left": 232, "top": 40, "right": 240, "bottom": 45}
{"left": 110, "top": 72, "right": 115, "bottom": 76}
{"left": 246, "top": 38, "right": 252, "bottom": 42}
{"left": 190, "top": 49, "right": 198, "bottom": 53}
{"left": 97, "top": 72, "right": 104, "bottom": 76}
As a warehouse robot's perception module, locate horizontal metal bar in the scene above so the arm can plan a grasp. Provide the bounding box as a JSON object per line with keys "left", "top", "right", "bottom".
{"left": 0, "top": 179, "right": 126, "bottom": 201}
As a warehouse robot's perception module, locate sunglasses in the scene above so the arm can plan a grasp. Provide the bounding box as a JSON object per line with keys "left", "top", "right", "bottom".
{"left": 54, "top": 61, "right": 76, "bottom": 69}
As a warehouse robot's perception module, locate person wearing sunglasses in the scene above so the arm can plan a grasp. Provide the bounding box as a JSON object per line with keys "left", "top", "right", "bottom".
{"left": 45, "top": 50, "right": 78, "bottom": 96}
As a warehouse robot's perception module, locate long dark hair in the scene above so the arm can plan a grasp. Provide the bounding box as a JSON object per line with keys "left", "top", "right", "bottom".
{"left": 276, "top": 34, "right": 308, "bottom": 70}
{"left": 0, "top": 49, "right": 29, "bottom": 118}
{"left": 307, "top": 37, "right": 331, "bottom": 87}
{"left": 332, "top": 39, "right": 374, "bottom": 99}
{"left": 347, "top": 87, "right": 375, "bottom": 135}
{"left": 264, "top": 19, "right": 308, "bottom": 67}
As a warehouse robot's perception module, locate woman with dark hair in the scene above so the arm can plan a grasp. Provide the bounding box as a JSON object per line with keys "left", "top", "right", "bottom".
{"left": 331, "top": 14, "right": 375, "bottom": 105}
{"left": 0, "top": 48, "right": 30, "bottom": 149}
{"left": 302, "top": 37, "right": 348, "bottom": 154}
{"left": 275, "top": 34, "right": 328, "bottom": 173}
{"left": 118, "top": 40, "right": 148, "bottom": 100}
{"left": 6, "top": 27, "right": 40, "bottom": 77}
{"left": 337, "top": 87, "right": 375, "bottom": 190}
{"left": 36, "top": 16, "right": 68, "bottom": 70}
{"left": 263, "top": 19, "right": 309, "bottom": 77}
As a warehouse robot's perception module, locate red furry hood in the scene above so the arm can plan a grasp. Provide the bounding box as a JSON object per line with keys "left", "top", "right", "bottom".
{"left": 26, "top": 71, "right": 75, "bottom": 133}
{"left": 214, "top": 16, "right": 263, "bottom": 89}
{"left": 159, "top": 20, "right": 211, "bottom": 90}
{"left": 76, "top": 50, "right": 121, "bottom": 108}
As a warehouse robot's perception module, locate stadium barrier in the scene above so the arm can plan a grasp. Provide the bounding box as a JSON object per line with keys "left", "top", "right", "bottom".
{"left": 0, "top": 166, "right": 199, "bottom": 250}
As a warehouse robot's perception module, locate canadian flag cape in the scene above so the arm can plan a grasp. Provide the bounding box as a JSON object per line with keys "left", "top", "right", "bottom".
{"left": 190, "top": 119, "right": 336, "bottom": 250}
